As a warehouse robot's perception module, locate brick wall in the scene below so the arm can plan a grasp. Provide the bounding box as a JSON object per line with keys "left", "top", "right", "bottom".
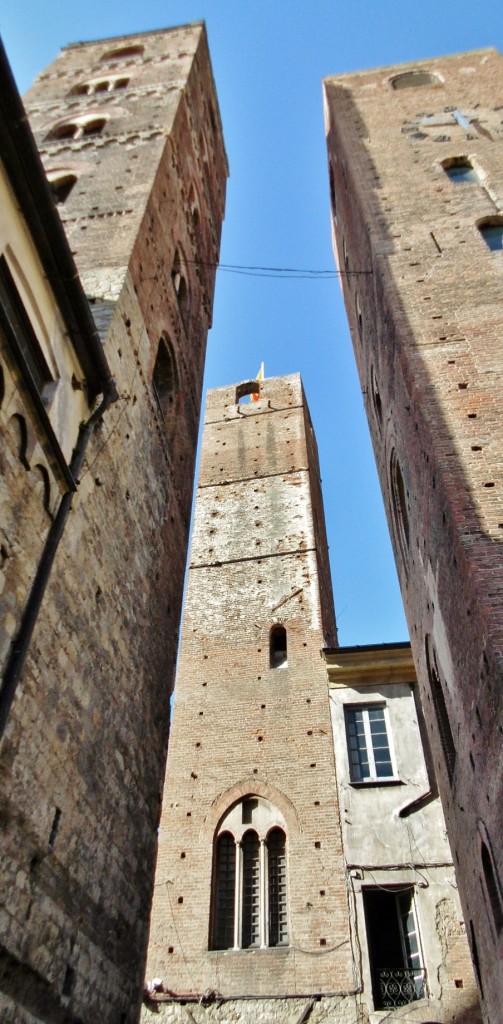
{"left": 145, "top": 375, "right": 354, "bottom": 998}
{"left": 0, "top": 26, "right": 226, "bottom": 1024}
{"left": 324, "top": 48, "right": 503, "bottom": 1023}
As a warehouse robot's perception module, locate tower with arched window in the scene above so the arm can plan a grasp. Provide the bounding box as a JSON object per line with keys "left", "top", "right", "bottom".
{"left": 146, "top": 373, "right": 353, "bottom": 997}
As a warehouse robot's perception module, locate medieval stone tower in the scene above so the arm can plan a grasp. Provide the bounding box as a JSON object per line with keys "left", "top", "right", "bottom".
{"left": 145, "top": 374, "right": 355, "bottom": 1001}
{"left": 324, "top": 49, "right": 503, "bottom": 1022}
{"left": 0, "top": 26, "right": 226, "bottom": 1024}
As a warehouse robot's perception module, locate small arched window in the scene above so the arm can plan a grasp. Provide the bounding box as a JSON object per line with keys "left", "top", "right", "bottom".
{"left": 211, "top": 798, "right": 288, "bottom": 950}
{"left": 391, "top": 70, "right": 441, "bottom": 90}
{"left": 100, "top": 44, "right": 144, "bottom": 62}
{"left": 480, "top": 834, "right": 503, "bottom": 935}
{"left": 270, "top": 625, "right": 287, "bottom": 669}
{"left": 390, "top": 449, "right": 410, "bottom": 562}
{"left": 153, "top": 335, "right": 178, "bottom": 434}
{"left": 478, "top": 217, "right": 503, "bottom": 252}
{"left": 236, "top": 380, "right": 260, "bottom": 405}
{"left": 442, "top": 157, "right": 480, "bottom": 185}
{"left": 425, "top": 635, "right": 456, "bottom": 783}
{"left": 171, "top": 248, "right": 190, "bottom": 326}
{"left": 48, "top": 172, "right": 77, "bottom": 205}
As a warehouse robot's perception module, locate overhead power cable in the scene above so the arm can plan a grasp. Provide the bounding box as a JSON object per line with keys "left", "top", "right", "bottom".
{"left": 183, "top": 257, "right": 372, "bottom": 279}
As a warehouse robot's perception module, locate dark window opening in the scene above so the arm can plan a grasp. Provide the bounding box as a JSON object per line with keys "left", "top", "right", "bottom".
{"left": 49, "top": 174, "right": 77, "bottom": 205}
{"left": 391, "top": 70, "right": 441, "bottom": 90}
{"left": 478, "top": 219, "right": 503, "bottom": 252}
{"left": 371, "top": 366, "right": 382, "bottom": 427}
{"left": 101, "top": 44, "right": 144, "bottom": 62}
{"left": 442, "top": 158, "right": 480, "bottom": 185}
{"left": 152, "top": 335, "right": 178, "bottom": 431}
{"left": 425, "top": 635, "right": 456, "bottom": 783}
{"left": 236, "top": 380, "right": 260, "bottom": 404}
{"left": 270, "top": 625, "right": 287, "bottom": 669}
{"left": 82, "top": 118, "right": 106, "bottom": 137}
{"left": 268, "top": 828, "right": 288, "bottom": 946}
{"left": 390, "top": 449, "right": 410, "bottom": 560}
{"left": 329, "top": 161, "right": 337, "bottom": 219}
{"left": 363, "top": 888, "right": 426, "bottom": 1009}
{"left": 481, "top": 838, "right": 503, "bottom": 934}
{"left": 213, "top": 832, "right": 235, "bottom": 950}
{"left": 469, "top": 920, "right": 483, "bottom": 995}
{"left": 0, "top": 256, "right": 54, "bottom": 401}
{"left": 242, "top": 830, "right": 260, "bottom": 948}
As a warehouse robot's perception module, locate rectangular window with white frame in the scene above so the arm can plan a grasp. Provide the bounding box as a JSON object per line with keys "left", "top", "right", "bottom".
{"left": 344, "top": 704, "right": 397, "bottom": 783}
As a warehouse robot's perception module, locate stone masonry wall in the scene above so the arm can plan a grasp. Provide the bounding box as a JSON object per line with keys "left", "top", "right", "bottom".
{"left": 324, "top": 49, "right": 503, "bottom": 1023}
{"left": 0, "top": 26, "right": 227, "bottom": 1024}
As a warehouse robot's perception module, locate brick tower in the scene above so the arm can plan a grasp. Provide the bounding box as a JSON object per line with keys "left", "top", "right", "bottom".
{"left": 145, "top": 374, "right": 354, "bottom": 1001}
{"left": 0, "top": 26, "right": 226, "bottom": 1024}
{"left": 324, "top": 49, "right": 503, "bottom": 1022}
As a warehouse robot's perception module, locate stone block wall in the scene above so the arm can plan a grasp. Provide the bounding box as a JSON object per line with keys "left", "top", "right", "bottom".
{"left": 0, "top": 26, "right": 227, "bottom": 1024}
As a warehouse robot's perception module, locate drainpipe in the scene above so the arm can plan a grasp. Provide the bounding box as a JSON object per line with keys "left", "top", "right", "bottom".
{"left": 0, "top": 380, "right": 117, "bottom": 739}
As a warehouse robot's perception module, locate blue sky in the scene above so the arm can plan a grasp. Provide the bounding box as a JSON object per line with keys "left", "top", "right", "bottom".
{"left": 3, "top": 2, "right": 502, "bottom": 644}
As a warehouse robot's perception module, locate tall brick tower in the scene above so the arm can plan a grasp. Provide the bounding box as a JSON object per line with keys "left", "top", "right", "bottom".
{"left": 145, "top": 374, "right": 354, "bottom": 1000}
{"left": 324, "top": 49, "right": 503, "bottom": 1022}
{"left": 0, "top": 26, "right": 226, "bottom": 1024}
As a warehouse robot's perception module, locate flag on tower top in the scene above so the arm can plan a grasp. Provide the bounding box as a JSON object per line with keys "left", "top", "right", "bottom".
{"left": 251, "top": 362, "right": 264, "bottom": 402}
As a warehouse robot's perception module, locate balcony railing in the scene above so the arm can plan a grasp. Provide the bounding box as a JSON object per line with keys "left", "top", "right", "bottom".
{"left": 375, "top": 967, "right": 427, "bottom": 1008}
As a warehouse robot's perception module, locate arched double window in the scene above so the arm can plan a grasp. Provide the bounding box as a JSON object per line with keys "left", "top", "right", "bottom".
{"left": 211, "top": 797, "right": 288, "bottom": 950}
{"left": 46, "top": 116, "right": 108, "bottom": 142}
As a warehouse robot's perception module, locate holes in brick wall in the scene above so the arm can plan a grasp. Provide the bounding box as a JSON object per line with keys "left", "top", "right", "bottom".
{"left": 177, "top": 896, "right": 183, "bottom": 904}
{"left": 310, "top": 763, "right": 316, "bottom": 768}
{"left": 48, "top": 808, "right": 62, "bottom": 850}
{"left": 306, "top": 698, "right": 311, "bottom": 704}
{"left": 314, "top": 841, "right": 321, "bottom": 849}
{"left": 180, "top": 852, "right": 186, "bottom": 859}
{"left": 62, "top": 965, "right": 76, "bottom": 997}
{"left": 261, "top": 704, "right": 266, "bottom": 709}
{"left": 319, "top": 889, "right": 326, "bottom": 896}
{"left": 257, "top": 736, "right": 263, "bottom": 742}
{"left": 168, "top": 946, "right": 174, "bottom": 954}
{"left": 320, "top": 938, "right": 327, "bottom": 946}
{"left": 468, "top": 413, "right": 477, "bottom": 419}
{"left": 314, "top": 800, "right": 320, "bottom": 806}
{"left": 190, "top": 772, "right": 198, "bottom": 780}
{"left": 472, "top": 445, "right": 482, "bottom": 452}
{"left": 454, "top": 979, "right": 464, "bottom": 989}
{"left": 484, "top": 482, "right": 495, "bottom": 488}
{"left": 186, "top": 812, "right": 192, "bottom": 817}
{"left": 307, "top": 730, "right": 313, "bottom": 736}
{"left": 458, "top": 382, "right": 468, "bottom": 389}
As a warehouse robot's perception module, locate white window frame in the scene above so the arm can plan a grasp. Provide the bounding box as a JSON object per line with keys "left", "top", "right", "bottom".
{"left": 345, "top": 703, "right": 398, "bottom": 784}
